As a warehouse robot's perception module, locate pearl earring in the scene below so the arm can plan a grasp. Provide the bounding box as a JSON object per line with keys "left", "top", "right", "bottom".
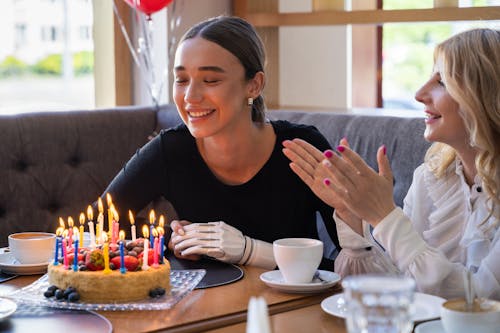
{"left": 247, "top": 97, "right": 253, "bottom": 106}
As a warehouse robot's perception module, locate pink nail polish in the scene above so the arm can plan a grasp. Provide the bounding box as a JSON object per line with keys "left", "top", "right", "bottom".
{"left": 323, "top": 178, "right": 331, "bottom": 186}
{"left": 337, "top": 145, "right": 345, "bottom": 153}
{"left": 382, "top": 145, "right": 387, "bottom": 155}
{"left": 324, "top": 150, "right": 334, "bottom": 158}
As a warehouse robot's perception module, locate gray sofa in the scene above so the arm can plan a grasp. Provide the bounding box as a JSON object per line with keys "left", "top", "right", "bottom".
{"left": 0, "top": 104, "right": 430, "bottom": 247}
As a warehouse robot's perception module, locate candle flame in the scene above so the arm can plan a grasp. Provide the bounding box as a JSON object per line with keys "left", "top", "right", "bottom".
{"left": 152, "top": 228, "right": 158, "bottom": 237}
{"left": 68, "top": 217, "right": 74, "bottom": 227}
{"left": 106, "top": 193, "right": 113, "bottom": 207}
{"left": 119, "top": 230, "right": 125, "bottom": 241}
{"left": 73, "top": 226, "right": 79, "bottom": 238}
{"left": 87, "top": 205, "right": 93, "bottom": 221}
{"left": 79, "top": 212, "right": 85, "bottom": 225}
{"left": 149, "top": 210, "right": 156, "bottom": 225}
{"left": 56, "top": 226, "right": 64, "bottom": 236}
{"left": 159, "top": 215, "right": 165, "bottom": 228}
{"left": 98, "top": 197, "right": 104, "bottom": 213}
{"left": 156, "top": 226, "right": 164, "bottom": 236}
{"left": 58, "top": 217, "right": 65, "bottom": 228}
{"left": 111, "top": 205, "right": 119, "bottom": 221}
{"left": 142, "top": 224, "right": 149, "bottom": 238}
{"left": 128, "top": 210, "right": 135, "bottom": 225}
{"left": 63, "top": 229, "right": 69, "bottom": 238}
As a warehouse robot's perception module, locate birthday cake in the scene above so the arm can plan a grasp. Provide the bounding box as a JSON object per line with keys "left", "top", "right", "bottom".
{"left": 47, "top": 238, "right": 171, "bottom": 303}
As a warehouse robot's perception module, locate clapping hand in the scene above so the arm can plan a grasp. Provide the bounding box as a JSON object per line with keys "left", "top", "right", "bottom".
{"left": 321, "top": 142, "right": 396, "bottom": 227}
{"left": 282, "top": 138, "right": 362, "bottom": 233}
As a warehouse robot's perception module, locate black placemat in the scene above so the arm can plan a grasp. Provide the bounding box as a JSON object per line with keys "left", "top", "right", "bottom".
{"left": 165, "top": 252, "right": 244, "bottom": 289}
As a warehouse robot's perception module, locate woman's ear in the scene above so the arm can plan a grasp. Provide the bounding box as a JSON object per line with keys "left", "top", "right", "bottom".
{"left": 247, "top": 71, "right": 265, "bottom": 98}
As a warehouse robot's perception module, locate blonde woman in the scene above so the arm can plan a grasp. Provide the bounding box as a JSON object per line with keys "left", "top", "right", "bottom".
{"left": 283, "top": 28, "right": 500, "bottom": 299}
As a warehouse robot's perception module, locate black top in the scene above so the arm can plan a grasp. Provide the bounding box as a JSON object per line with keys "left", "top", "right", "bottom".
{"left": 104, "top": 120, "right": 339, "bottom": 249}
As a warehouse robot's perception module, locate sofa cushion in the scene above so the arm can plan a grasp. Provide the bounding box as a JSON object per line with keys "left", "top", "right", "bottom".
{"left": 0, "top": 106, "right": 158, "bottom": 246}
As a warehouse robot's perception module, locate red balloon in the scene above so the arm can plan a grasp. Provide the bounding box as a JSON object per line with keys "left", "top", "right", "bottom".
{"left": 124, "top": 0, "right": 173, "bottom": 16}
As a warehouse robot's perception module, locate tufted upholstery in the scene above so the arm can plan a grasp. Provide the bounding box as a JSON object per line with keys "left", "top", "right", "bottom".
{"left": 0, "top": 104, "right": 177, "bottom": 247}
{"left": 0, "top": 105, "right": 429, "bottom": 248}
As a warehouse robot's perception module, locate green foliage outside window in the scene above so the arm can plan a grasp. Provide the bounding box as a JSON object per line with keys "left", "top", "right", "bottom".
{"left": 0, "top": 51, "right": 94, "bottom": 78}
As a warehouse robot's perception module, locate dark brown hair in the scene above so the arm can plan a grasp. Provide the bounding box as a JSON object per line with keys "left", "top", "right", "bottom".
{"left": 180, "top": 16, "right": 266, "bottom": 122}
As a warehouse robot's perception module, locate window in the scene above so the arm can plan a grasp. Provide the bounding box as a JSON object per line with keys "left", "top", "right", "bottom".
{"left": 0, "top": 0, "right": 95, "bottom": 114}
{"left": 381, "top": 0, "right": 500, "bottom": 110}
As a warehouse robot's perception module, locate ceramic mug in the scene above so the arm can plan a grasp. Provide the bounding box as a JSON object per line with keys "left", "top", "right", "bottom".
{"left": 441, "top": 298, "right": 500, "bottom": 333}
{"left": 8, "top": 232, "right": 56, "bottom": 264}
{"left": 273, "top": 238, "right": 323, "bottom": 284}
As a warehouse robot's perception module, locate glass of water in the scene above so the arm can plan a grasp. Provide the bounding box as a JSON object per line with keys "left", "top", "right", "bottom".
{"left": 342, "top": 275, "right": 416, "bottom": 333}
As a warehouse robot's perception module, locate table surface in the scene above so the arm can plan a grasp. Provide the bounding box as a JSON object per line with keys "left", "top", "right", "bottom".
{"left": 0, "top": 266, "right": 344, "bottom": 333}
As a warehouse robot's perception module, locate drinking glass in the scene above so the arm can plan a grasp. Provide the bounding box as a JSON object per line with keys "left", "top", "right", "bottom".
{"left": 342, "top": 275, "right": 416, "bottom": 333}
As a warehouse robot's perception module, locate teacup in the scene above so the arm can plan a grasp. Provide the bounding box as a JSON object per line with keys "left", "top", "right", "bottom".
{"left": 441, "top": 298, "right": 500, "bottom": 333}
{"left": 8, "top": 232, "right": 56, "bottom": 264}
{"left": 273, "top": 238, "right": 323, "bottom": 284}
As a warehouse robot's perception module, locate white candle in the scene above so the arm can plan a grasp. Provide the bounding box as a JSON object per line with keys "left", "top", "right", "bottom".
{"left": 142, "top": 239, "right": 149, "bottom": 271}
{"left": 88, "top": 221, "right": 96, "bottom": 248}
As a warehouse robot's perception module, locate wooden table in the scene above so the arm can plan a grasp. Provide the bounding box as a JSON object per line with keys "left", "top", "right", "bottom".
{"left": 0, "top": 266, "right": 344, "bottom": 333}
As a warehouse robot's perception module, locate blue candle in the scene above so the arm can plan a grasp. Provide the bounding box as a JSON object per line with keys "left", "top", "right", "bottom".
{"left": 72, "top": 239, "right": 79, "bottom": 272}
{"left": 159, "top": 235, "right": 164, "bottom": 264}
{"left": 53, "top": 236, "right": 60, "bottom": 265}
{"left": 149, "top": 224, "right": 154, "bottom": 247}
{"left": 119, "top": 240, "right": 126, "bottom": 274}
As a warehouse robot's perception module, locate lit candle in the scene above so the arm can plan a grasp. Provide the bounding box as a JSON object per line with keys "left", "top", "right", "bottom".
{"left": 67, "top": 217, "right": 74, "bottom": 245}
{"left": 149, "top": 210, "right": 156, "bottom": 247}
{"left": 97, "top": 197, "right": 104, "bottom": 242}
{"left": 111, "top": 206, "right": 119, "bottom": 245}
{"left": 102, "top": 234, "right": 112, "bottom": 274}
{"left": 53, "top": 226, "right": 64, "bottom": 265}
{"left": 62, "top": 232, "right": 69, "bottom": 269}
{"left": 152, "top": 228, "right": 159, "bottom": 268}
{"left": 129, "top": 210, "right": 136, "bottom": 241}
{"left": 79, "top": 212, "right": 85, "bottom": 246}
{"left": 142, "top": 225, "right": 150, "bottom": 271}
{"left": 157, "top": 226, "right": 165, "bottom": 264}
{"left": 119, "top": 230, "right": 126, "bottom": 274}
{"left": 73, "top": 239, "right": 79, "bottom": 272}
{"left": 106, "top": 193, "right": 113, "bottom": 237}
{"left": 87, "top": 205, "right": 96, "bottom": 249}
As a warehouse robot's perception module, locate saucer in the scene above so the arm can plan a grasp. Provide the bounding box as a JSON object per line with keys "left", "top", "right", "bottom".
{"left": 0, "top": 297, "right": 17, "bottom": 320}
{"left": 0, "top": 252, "right": 49, "bottom": 275}
{"left": 415, "top": 319, "right": 445, "bottom": 333}
{"left": 260, "top": 270, "right": 340, "bottom": 293}
{"left": 321, "top": 292, "right": 445, "bottom": 322}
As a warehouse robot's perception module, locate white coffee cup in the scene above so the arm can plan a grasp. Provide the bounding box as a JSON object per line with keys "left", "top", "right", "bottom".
{"left": 273, "top": 238, "right": 323, "bottom": 284}
{"left": 441, "top": 298, "right": 500, "bottom": 333}
{"left": 8, "top": 232, "right": 56, "bottom": 264}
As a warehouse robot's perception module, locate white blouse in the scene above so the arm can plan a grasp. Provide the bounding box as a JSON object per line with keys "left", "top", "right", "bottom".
{"left": 334, "top": 160, "right": 500, "bottom": 300}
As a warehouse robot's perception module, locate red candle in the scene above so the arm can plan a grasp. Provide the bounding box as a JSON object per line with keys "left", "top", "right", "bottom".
{"left": 62, "top": 237, "right": 69, "bottom": 269}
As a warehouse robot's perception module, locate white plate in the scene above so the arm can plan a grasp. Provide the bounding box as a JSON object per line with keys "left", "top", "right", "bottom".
{"left": 415, "top": 319, "right": 445, "bottom": 333}
{"left": 0, "top": 252, "right": 49, "bottom": 275}
{"left": 260, "top": 270, "right": 340, "bottom": 293}
{"left": 321, "top": 292, "right": 445, "bottom": 322}
{"left": 0, "top": 297, "right": 17, "bottom": 320}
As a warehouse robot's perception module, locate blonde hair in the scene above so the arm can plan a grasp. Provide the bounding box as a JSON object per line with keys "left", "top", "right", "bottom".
{"left": 425, "top": 28, "right": 500, "bottom": 222}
